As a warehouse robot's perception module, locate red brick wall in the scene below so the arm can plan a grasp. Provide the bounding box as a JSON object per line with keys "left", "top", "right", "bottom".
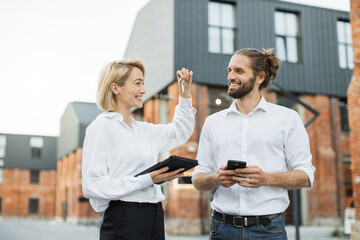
{"left": 349, "top": 0, "right": 360, "bottom": 223}
{"left": 297, "top": 95, "right": 350, "bottom": 224}
{"left": 0, "top": 168, "right": 56, "bottom": 218}
{"left": 55, "top": 148, "right": 97, "bottom": 223}
{"left": 143, "top": 82, "right": 351, "bottom": 231}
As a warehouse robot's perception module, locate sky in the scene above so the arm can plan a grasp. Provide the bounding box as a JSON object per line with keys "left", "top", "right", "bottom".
{"left": 0, "top": 0, "right": 350, "bottom": 137}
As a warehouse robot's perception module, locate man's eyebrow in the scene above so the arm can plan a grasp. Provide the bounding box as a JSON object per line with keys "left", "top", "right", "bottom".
{"left": 227, "top": 66, "right": 245, "bottom": 71}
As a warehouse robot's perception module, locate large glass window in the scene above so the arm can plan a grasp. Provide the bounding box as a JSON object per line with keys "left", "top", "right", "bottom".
{"left": 208, "top": 1, "right": 235, "bottom": 54}
{"left": 275, "top": 11, "right": 300, "bottom": 63}
{"left": 337, "top": 20, "right": 353, "bottom": 69}
{"left": 28, "top": 198, "right": 39, "bottom": 214}
{"left": 30, "top": 137, "right": 43, "bottom": 158}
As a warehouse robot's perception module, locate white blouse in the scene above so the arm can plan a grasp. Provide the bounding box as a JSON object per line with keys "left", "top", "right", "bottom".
{"left": 82, "top": 97, "right": 196, "bottom": 212}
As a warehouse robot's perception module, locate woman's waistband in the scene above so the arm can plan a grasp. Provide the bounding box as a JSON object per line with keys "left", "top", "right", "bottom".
{"left": 109, "top": 200, "right": 161, "bottom": 208}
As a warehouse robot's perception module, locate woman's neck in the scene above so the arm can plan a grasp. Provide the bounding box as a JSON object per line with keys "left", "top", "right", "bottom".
{"left": 113, "top": 105, "right": 132, "bottom": 127}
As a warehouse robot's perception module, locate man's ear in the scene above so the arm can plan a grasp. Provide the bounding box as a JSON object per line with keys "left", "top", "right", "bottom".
{"left": 110, "top": 83, "right": 120, "bottom": 95}
{"left": 257, "top": 71, "right": 266, "bottom": 85}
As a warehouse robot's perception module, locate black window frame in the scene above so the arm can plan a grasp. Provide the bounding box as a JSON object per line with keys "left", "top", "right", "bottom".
{"left": 337, "top": 19, "right": 353, "bottom": 70}
{"left": 28, "top": 198, "right": 39, "bottom": 214}
{"left": 274, "top": 10, "right": 302, "bottom": 63}
{"left": 339, "top": 98, "right": 350, "bottom": 132}
{"left": 30, "top": 170, "right": 40, "bottom": 184}
{"left": 208, "top": 0, "right": 236, "bottom": 54}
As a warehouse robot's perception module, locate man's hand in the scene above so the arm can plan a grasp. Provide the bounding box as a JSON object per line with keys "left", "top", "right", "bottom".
{"left": 150, "top": 167, "right": 184, "bottom": 184}
{"left": 232, "top": 166, "right": 268, "bottom": 188}
{"left": 232, "top": 166, "right": 311, "bottom": 189}
{"left": 213, "top": 165, "right": 237, "bottom": 188}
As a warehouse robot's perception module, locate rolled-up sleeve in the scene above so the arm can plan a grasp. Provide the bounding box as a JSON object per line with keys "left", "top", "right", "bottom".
{"left": 285, "top": 112, "right": 316, "bottom": 188}
{"left": 82, "top": 131, "right": 153, "bottom": 204}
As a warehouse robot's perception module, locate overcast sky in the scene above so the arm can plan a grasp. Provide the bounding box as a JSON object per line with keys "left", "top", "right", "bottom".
{"left": 0, "top": 0, "right": 350, "bottom": 136}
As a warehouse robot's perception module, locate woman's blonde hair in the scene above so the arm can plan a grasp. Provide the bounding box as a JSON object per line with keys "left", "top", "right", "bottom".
{"left": 96, "top": 60, "right": 145, "bottom": 111}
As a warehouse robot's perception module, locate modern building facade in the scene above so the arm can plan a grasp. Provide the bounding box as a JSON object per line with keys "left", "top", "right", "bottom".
{"left": 123, "top": 0, "right": 353, "bottom": 234}
{"left": 0, "top": 133, "right": 57, "bottom": 218}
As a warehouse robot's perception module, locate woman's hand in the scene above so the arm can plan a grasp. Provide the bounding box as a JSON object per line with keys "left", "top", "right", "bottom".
{"left": 150, "top": 167, "right": 185, "bottom": 184}
{"left": 176, "top": 67, "right": 193, "bottom": 98}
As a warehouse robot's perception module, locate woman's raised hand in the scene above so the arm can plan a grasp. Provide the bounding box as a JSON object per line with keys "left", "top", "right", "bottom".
{"left": 176, "top": 67, "right": 193, "bottom": 98}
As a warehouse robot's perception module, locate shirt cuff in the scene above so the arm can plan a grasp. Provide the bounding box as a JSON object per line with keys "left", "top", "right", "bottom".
{"left": 137, "top": 173, "right": 154, "bottom": 188}
{"left": 178, "top": 96, "right": 196, "bottom": 114}
{"left": 296, "top": 167, "right": 315, "bottom": 189}
{"left": 179, "top": 96, "right": 192, "bottom": 106}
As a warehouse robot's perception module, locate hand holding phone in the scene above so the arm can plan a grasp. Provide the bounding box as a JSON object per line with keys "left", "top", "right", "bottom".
{"left": 226, "top": 160, "right": 246, "bottom": 170}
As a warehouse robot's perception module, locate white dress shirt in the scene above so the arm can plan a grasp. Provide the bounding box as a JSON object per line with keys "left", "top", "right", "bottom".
{"left": 82, "top": 97, "right": 196, "bottom": 213}
{"left": 192, "top": 96, "right": 315, "bottom": 216}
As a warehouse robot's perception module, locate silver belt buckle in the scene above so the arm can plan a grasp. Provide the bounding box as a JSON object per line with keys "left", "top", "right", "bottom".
{"left": 233, "top": 216, "right": 247, "bottom": 227}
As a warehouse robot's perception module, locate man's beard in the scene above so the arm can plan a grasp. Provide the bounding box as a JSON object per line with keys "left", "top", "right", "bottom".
{"left": 228, "top": 76, "right": 256, "bottom": 99}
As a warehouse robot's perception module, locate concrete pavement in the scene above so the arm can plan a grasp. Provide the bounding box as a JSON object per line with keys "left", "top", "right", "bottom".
{"left": 0, "top": 217, "right": 350, "bottom": 240}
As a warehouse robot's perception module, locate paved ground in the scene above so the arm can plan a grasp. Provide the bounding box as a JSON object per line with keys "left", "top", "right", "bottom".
{"left": 0, "top": 217, "right": 350, "bottom": 240}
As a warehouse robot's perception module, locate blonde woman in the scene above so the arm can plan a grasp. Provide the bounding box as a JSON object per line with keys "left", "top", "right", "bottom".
{"left": 82, "top": 60, "right": 195, "bottom": 240}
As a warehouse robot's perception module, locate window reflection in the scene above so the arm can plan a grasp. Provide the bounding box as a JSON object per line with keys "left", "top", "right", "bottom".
{"left": 274, "top": 11, "right": 300, "bottom": 63}
{"left": 337, "top": 20, "right": 353, "bottom": 69}
{"left": 208, "top": 1, "right": 235, "bottom": 54}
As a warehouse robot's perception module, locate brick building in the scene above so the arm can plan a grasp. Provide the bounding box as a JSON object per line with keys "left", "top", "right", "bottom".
{"left": 53, "top": 0, "right": 354, "bottom": 234}
{"left": 348, "top": 0, "right": 360, "bottom": 238}
{"left": 0, "top": 133, "right": 57, "bottom": 218}
{"left": 55, "top": 102, "right": 102, "bottom": 223}
{"left": 123, "top": 0, "right": 353, "bottom": 234}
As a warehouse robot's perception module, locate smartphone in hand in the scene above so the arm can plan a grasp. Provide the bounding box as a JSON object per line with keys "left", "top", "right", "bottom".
{"left": 226, "top": 160, "right": 246, "bottom": 170}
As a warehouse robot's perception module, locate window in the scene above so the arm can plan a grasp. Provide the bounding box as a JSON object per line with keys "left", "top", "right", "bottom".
{"left": 30, "top": 137, "right": 43, "bottom": 158}
{"left": 208, "top": 1, "right": 235, "bottom": 54}
{"left": 0, "top": 168, "right": 3, "bottom": 184}
{"left": 208, "top": 88, "right": 233, "bottom": 115}
{"left": 0, "top": 197, "right": 2, "bottom": 213}
{"left": 0, "top": 135, "right": 6, "bottom": 160}
{"left": 30, "top": 170, "right": 40, "bottom": 184}
{"left": 28, "top": 198, "right": 39, "bottom": 214}
{"left": 275, "top": 11, "right": 300, "bottom": 63}
{"left": 337, "top": 20, "right": 353, "bottom": 69}
{"left": 339, "top": 99, "right": 350, "bottom": 132}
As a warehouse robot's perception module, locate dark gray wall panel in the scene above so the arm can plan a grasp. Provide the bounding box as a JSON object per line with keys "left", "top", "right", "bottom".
{"left": 57, "top": 105, "right": 79, "bottom": 159}
{"left": 3, "top": 134, "right": 57, "bottom": 170}
{"left": 57, "top": 102, "right": 102, "bottom": 159}
{"left": 174, "top": 0, "right": 352, "bottom": 97}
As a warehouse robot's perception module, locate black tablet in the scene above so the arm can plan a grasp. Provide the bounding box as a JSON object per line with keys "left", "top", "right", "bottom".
{"left": 134, "top": 155, "right": 198, "bottom": 184}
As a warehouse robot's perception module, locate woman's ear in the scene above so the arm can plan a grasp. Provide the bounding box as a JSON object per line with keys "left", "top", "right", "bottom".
{"left": 110, "top": 83, "right": 120, "bottom": 95}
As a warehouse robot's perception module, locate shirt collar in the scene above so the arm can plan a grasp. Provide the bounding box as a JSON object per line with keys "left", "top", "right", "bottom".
{"left": 99, "top": 112, "right": 138, "bottom": 128}
{"left": 226, "top": 96, "right": 269, "bottom": 116}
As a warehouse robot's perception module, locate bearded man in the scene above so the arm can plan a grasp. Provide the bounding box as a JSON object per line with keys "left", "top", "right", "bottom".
{"left": 192, "top": 48, "right": 315, "bottom": 240}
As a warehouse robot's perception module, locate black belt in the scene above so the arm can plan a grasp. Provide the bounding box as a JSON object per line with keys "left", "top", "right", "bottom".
{"left": 110, "top": 200, "right": 161, "bottom": 208}
{"left": 212, "top": 210, "right": 281, "bottom": 228}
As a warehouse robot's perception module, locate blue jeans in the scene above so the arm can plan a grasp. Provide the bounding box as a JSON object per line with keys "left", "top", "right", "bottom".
{"left": 209, "top": 214, "right": 288, "bottom": 240}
